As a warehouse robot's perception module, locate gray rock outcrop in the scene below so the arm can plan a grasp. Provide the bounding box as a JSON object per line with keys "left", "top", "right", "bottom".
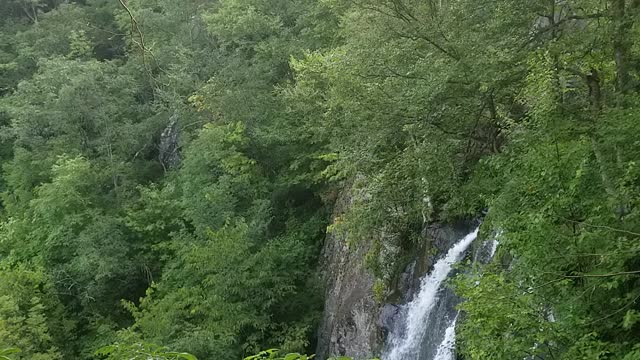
{"left": 158, "top": 113, "right": 181, "bottom": 171}
{"left": 315, "top": 185, "right": 478, "bottom": 359}
{"left": 316, "top": 188, "right": 381, "bottom": 360}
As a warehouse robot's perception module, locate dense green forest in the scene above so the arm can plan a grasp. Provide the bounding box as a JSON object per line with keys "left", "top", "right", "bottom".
{"left": 0, "top": 0, "right": 639, "bottom": 359}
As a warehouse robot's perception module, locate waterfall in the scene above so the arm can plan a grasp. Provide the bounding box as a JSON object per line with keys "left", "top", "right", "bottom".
{"left": 488, "top": 238, "right": 499, "bottom": 259}
{"left": 433, "top": 313, "right": 458, "bottom": 360}
{"left": 384, "top": 228, "right": 479, "bottom": 360}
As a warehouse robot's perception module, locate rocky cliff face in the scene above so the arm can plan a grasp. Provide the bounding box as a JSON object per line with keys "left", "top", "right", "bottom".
{"left": 158, "top": 113, "right": 181, "bottom": 171}
{"left": 316, "top": 188, "right": 381, "bottom": 360}
{"left": 315, "top": 186, "right": 477, "bottom": 359}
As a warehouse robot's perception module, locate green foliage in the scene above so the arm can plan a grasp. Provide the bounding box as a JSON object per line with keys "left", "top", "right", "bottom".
{"left": 455, "top": 273, "right": 557, "bottom": 359}
{"left": 131, "top": 217, "right": 322, "bottom": 359}
{"left": 0, "top": 0, "right": 331, "bottom": 357}
{"left": 244, "top": 349, "right": 314, "bottom": 360}
{"left": 244, "top": 349, "right": 378, "bottom": 360}
{"left": 0, "top": 0, "right": 639, "bottom": 359}
{"left": 177, "top": 122, "right": 263, "bottom": 233}
{"left": 96, "top": 342, "right": 196, "bottom": 360}
{"left": 371, "top": 278, "right": 386, "bottom": 303}
{"left": 1, "top": 156, "right": 144, "bottom": 321}
{"left": 0, "top": 348, "right": 21, "bottom": 360}
{"left": 448, "top": 2, "right": 640, "bottom": 358}
{"left": 0, "top": 267, "right": 67, "bottom": 360}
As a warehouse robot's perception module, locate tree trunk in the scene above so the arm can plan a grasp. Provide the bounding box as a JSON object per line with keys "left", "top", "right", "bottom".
{"left": 585, "top": 70, "right": 618, "bottom": 199}
{"left": 586, "top": 69, "right": 629, "bottom": 215}
{"left": 21, "top": 4, "right": 37, "bottom": 24}
{"left": 612, "top": 0, "right": 634, "bottom": 93}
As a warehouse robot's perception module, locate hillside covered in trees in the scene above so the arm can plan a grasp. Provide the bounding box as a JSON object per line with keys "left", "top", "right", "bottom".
{"left": 0, "top": 0, "right": 639, "bottom": 359}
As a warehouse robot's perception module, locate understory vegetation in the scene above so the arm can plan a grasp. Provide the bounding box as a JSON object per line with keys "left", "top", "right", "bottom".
{"left": 0, "top": 0, "right": 639, "bottom": 359}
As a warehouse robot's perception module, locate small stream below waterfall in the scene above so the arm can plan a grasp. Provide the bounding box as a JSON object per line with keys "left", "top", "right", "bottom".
{"left": 383, "top": 228, "right": 498, "bottom": 360}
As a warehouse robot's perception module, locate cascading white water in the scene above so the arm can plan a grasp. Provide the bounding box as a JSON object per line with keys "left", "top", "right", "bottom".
{"left": 433, "top": 239, "right": 499, "bottom": 360}
{"left": 433, "top": 313, "right": 459, "bottom": 360}
{"left": 430, "top": 237, "right": 499, "bottom": 360}
{"left": 488, "top": 239, "right": 499, "bottom": 259}
{"left": 385, "top": 228, "right": 479, "bottom": 360}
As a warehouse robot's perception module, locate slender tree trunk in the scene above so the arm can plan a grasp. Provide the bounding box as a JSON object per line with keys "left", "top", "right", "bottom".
{"left": 586, "top": 69, "right": 629, "bottom": 215}
{"left": 31, "top": 3, "right": 38, "bottom": 24}
{"left": 21, "top": 4, "right": 37, "bottom": 24}
{"left": 586, "top": 69, "right": 602, "bottom": 114}
{"left": 585, "top": 70, "right": 618, "bottom": 199}
{"left": 612, "top": 0, "right": 634, "bottom": 93}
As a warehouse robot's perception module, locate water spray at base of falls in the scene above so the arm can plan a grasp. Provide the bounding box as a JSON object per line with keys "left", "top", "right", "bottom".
{"left": 384, "top": 228, "right": 479, "bottom": 360}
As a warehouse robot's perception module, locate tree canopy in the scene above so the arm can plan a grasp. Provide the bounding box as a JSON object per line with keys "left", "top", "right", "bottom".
{"left": 0, "top": 0, "right": 639, "bottom": 359}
